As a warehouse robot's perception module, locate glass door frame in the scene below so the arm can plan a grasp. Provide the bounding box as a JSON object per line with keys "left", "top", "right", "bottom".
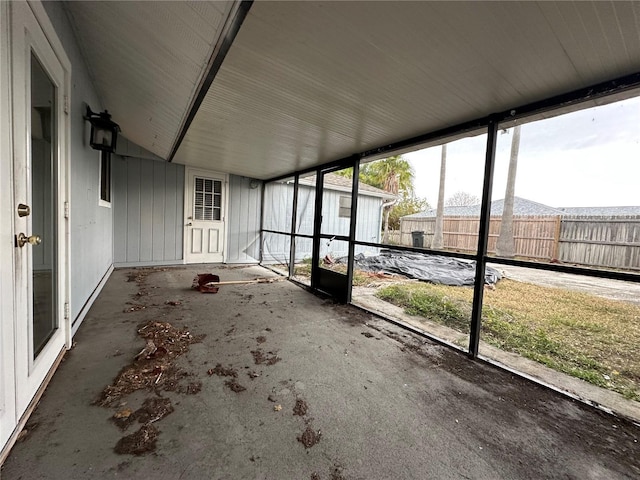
{"left": 10, "top": 0, "right": 71, "bottom": 417}
{"left": 311, "top": 160, "right": 359, "bottom": 303}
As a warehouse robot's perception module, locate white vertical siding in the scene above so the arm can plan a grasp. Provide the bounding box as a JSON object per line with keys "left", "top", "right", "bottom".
{"left": 113, "top": 157, "right": 184, "bottom": 266}
{"left": 263, "top": 181, "right": 294, "bottom": 232}
{"left": 226, "top": 175, "right": 261, "bottom": 263}
{"left": 296, "top": 184, "right": 315, "bottom": 236}
{"left": 355, "top": 195, "right": 384, "bottom": 244}
{"left": 261, "top": 181, "right": 384, "bottom": 262}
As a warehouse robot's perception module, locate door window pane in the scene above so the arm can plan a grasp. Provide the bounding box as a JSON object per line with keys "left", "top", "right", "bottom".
{"left": 31, "top": 52, "right": 58, "bottom": 357}
{"left": 194, "top": 177, "right": 222, "bottom": 221}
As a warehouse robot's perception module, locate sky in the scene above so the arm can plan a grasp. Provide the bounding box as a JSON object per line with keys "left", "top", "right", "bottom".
{"left": 403, "top": 95, "right": 640, "bottom": 208}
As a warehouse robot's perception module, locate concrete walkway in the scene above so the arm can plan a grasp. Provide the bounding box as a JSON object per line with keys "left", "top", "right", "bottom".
{"left": 2, "top": 266, "right": 639, "bottom": 479}
{"left": 500, "top": 265, "right": 640, "bottom": 305}
{"left": 352, "top": 286, "right": 640, "bottom": 423}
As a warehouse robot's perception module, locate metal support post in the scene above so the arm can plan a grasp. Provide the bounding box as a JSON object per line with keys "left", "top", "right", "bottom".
{"left": 346, "top": 156, "right": 360, "bottom": 304}
{"left": 289, "top": 175, "right": 299, "bottom": 278}
{"left": 469, "top": 119, "right": 498, "bottom": 358}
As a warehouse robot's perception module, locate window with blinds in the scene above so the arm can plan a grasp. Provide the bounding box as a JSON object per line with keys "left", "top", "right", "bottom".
{"left": 194, "top": 177, "right": 222, "bottom": 221}
{"left": 338, "top": 195, "right": 351, "bottom": 218}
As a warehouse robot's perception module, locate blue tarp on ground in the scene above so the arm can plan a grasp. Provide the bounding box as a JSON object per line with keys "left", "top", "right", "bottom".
{"left": 345, "top": 250, "right": 502, "bottom": 286}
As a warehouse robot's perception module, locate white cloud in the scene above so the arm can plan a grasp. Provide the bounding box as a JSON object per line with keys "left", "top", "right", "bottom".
{"left": 406, "top": 96, "right": 640, "bottom": 208}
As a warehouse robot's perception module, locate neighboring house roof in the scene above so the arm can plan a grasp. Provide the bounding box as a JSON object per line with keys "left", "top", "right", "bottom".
{"left": 558, "top": 206, "right": 640, "bottom": 216}
{"left": 404, "top": 197, "right": 563, "bottom": 219}
{"left": 298, "top": 173, "right": 396, "bottom": 200}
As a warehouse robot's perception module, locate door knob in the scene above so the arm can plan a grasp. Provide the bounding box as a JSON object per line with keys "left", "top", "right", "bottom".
{"left": 186, "top": 222, "right": 192, "bottom": 226}
{"left": 17, "top": 233, "right": 42, "bottom": 247}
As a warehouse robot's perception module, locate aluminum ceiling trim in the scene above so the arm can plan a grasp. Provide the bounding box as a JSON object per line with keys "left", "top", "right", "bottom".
{"left": 173, "top": 1, "right": 640, "bottom": 180}
{"left": 167, "top": 0, "right": 253, "bottom": 163}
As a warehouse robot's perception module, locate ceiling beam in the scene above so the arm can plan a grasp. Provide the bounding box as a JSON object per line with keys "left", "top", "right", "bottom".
{"left": 167, "top": 0, "right": 254, "bottom": 162}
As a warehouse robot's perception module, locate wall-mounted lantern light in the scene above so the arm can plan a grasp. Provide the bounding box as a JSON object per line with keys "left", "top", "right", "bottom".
{"left": 85, "top": 106, "right": 120, "bottom": 153}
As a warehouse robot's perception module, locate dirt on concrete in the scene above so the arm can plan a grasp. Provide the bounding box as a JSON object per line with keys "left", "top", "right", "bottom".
{"left": 297, "top": 426, "right": 322, "bottom": 449}
{"left": 111, "top": 397, "right": 174, "bottom": 431}
{"left": 89, "top": 270, "right": 209, "bottom": 457}
{"left": 180, "top": 382, "right": 202, "bottom": 395}
{"left": 114, "top": 424, "right": 159, "bottom": 456}
{"left": 293, "top": 399, "right": 308, "bottom": 417}
{"left": 208, "top": 364, "right": 238, "bottom": 377}
{"left": 4, "top": 265, "right": 640, "bottom": 480}
{"left": 330, "top": 464, "right": 346, "bottom": 480}
{"left": 250, "top": 349, "right": 281, "bottom": 366}
{"left": 94, "top": 320, "right": 205, "bottom": 407}
{"left": 224, "top": 379, "right": 247, "bottom": 393}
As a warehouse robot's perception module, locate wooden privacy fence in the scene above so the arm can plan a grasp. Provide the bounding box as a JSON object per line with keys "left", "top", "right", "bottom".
{"left": 559, "top": 215, "right": 640, "bottom": 270}
{"left": 398, "top": 215, "right": 640, "bottom": 270}
{"left": 400, "top": 216, "right": 560, "bottom": 259}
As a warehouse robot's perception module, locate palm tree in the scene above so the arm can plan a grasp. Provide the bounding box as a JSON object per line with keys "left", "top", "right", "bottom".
{"left": 496, "top": 125, "right": 521, "bottom": 258}
{"left": 432, "top": 144, "right": 447, "bottom": 249}
{"left": 360, "top": 155, "right": 414, "bottom": 195}
{"left": 360, "top": 155, "right": 415, "bottom": 242}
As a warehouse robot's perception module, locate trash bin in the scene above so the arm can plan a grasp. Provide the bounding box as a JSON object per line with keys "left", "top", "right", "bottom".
{"left": 411, "top": 231, "right": 425, "bottom": 248}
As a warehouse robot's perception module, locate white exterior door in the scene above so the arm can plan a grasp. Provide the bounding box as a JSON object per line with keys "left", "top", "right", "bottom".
{"left": 4, "top": 1, "right": 69, "bottom": 445}
{"left": 0, "top": 0, "right": 16, "bottom": 451}
{"left": 184, "top": 168, "right": 226, "bottom": 263}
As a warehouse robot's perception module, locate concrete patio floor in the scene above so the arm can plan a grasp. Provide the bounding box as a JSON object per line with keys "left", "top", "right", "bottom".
{"left": 2, "top": 265, "right": 640, "bottom": 480}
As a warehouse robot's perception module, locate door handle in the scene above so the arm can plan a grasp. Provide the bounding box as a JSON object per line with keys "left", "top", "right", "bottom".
{"left": 16, "top": 233, "right": 42, "bottom": 247}
{"left": 186, "top": 222, "right": 192, "bottom": 226}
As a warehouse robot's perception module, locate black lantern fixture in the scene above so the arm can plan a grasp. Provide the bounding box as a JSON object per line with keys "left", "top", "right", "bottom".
{"left": 85, "top": 106, "right": 120, "bottom": 153}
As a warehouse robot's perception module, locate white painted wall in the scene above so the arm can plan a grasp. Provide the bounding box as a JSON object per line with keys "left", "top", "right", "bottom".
{"left": 262, "top": 182, "right": 384, "bottom": 263}
{"left": 227, "top": 175, "right": 262, "bottom": 263}
{"left": 41, "top": 2, "right": 113, "bottom": 328}
{"left": 112, "top": 156, "right": 185, "bottom": 267}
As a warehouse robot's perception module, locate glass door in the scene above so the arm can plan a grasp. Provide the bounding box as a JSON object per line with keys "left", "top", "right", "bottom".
{"left": 311, "top": 165, "right": 356, "bottom": 302}
{"left": 11, "top": 1, "right": 68, "bottom": 418}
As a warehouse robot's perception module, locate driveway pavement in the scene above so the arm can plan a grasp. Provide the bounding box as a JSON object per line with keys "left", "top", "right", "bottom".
{"left": 499, "top": 264, "right": 640, "bottom": 305}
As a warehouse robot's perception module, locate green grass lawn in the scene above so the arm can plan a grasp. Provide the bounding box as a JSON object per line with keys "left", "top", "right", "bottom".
{"left": 376, "top": 279, "right": 640, "bottom": 401}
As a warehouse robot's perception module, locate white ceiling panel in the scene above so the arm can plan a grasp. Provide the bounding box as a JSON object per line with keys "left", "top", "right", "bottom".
{"left": 64, "top": 2, "right": 640, "bottom": 179}
{"left": 173, "top": 1, "right": 640, "bottom": 179}
{"left": 64, "top": 0, "right": 235, "bottom": 158}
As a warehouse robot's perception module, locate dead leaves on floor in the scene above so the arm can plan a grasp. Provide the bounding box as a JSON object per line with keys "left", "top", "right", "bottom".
{"left": 95, "top": 319, "right": 205, "bottom": 455}
{"left": 94, "top": 321, "right": 204, "bottom": 408}
{"left": 114, "top": 424, "right": 159, "bottom": 456}
{"left": 111, "top": 397, "right": 174, "bottom": 431}
{"left": 100, "top": 268, "right": 327, "bottom": 463}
